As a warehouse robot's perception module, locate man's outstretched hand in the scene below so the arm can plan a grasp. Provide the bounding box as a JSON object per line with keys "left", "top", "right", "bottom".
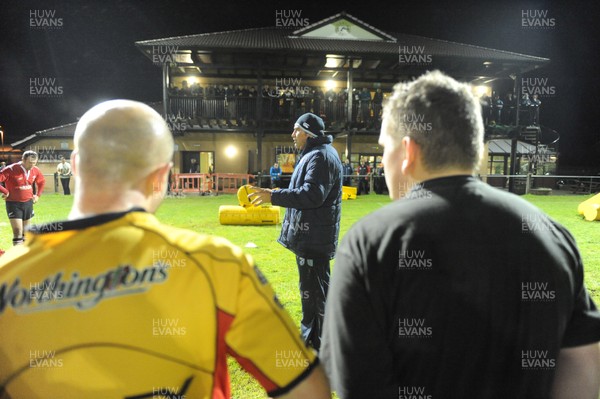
{"left": 248, "top": 186, "right": 273, "bottom": 206}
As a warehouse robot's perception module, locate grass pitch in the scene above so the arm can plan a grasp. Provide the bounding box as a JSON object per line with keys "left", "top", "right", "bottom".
{"left": 2, "top": 192, "right": 599, "bottom": 398}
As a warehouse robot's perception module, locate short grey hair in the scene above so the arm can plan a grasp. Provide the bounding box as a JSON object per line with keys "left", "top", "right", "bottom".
{"left": 382, "top": 70, "right": 484, "bottom": 172}
{"left": 22, "top": 150, "right": 38, "bottom": 160}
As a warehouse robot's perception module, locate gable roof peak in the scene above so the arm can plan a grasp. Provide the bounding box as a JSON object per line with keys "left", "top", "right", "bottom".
{"left": 291, "top": 11, "right": 397, "bottom": 42}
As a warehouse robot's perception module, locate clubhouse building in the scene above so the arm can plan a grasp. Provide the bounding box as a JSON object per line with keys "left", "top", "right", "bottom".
{"left": 12, "top": 12, "right": 553, "bottom": 191}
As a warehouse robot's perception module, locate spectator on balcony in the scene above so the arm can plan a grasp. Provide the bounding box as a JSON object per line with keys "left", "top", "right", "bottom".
{"left": 206, "top": 84, "right": 215, "bottom": 97}
{"left": 261, "top": 85, "right": 270, "bottom": 97}
{"left": 492, "top": 93, "right": 503, "bottom": 124}
{"left": 359, "top": 88, "right": 372, "bottom": 124}
{"left": 311, "top": 87, "right": 324, "bottom": 115}
{"left": 372, "top": 88, "right": 384, "bottom": 122}
{"left": 225, "top": 84, "right": 236, "bottom": 119}
{"left": 247, "top": 86, "right": 258, "bottom": 119}
{"left": 181, "top": 80, "right": 191, "bottom": 96}
{"left": 231, "top": 85, "right": 239, "bottom": 97}
{"left": 191, "top": 83, "right": 203, "bottom": 97}
{"left": 168, "top": 83, "right": 180, "bottom": 96}
{"left": 325, "top": 87, "right": 337, "bottom": 121}
{"left": 531, "top": 94, "right": 541, "bottom": 125}
{"left": 504, "top": 92, "right": 516, "bottom": 125}
{"left": 481, "top": 93, "right": 492, "bottom": 125}
{"left": 241, "top": 85, "right": 250, "bottom": 97}
{"left": 338, "top": 88, "right": 349, "bottom": 121}
{"left": 216, "top": 85, "right": 225, "bottom": 98}
{"left": 215, "top": 85, "right": 225, "bottom": 118}
{"left": 262, "top": 85, "right": 277, "bottom": 119}
{"left": 521, "top": 93, "right": 532, "bottom": 125}
{"left": 282, "top": 87, "right": 295, "bottom": 120}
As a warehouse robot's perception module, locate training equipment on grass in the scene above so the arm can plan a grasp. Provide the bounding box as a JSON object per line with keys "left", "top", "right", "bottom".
{"left": 219, "top": 185, "right": 281, "bottom": 225}
{"left": 342, "top": 186, "right": 357, "bottom": 200}
{"left": 237, "top": 184, "right": 257, "bottom": 208}
{"left": 583, "top": 204, "right": 600, "bottom": 221}
{"left": 219, "top": 205, "right": 280, "bottom": 225}
{"left": 578, "top": 193, "right": 600, "bottom": 221}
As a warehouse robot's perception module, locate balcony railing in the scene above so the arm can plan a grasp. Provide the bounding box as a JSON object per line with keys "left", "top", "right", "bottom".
{"left": 167, "top": 95, "right": 383, "bottom": 129}
{"left": 167, "top": 95, "right": 541, "bottom": 131}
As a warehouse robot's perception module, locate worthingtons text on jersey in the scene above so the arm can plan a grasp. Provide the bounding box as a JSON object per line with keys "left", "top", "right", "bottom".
{"left": 0, "top": 264, "right": 168, "bottom": 314}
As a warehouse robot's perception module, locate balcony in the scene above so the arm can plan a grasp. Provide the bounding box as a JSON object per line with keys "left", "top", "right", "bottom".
{"left": 166, "top": 92, "right": 384, "bottom": 133}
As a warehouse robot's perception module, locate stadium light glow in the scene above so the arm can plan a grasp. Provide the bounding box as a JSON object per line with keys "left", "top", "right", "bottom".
{"left": 474, "top": 85, "right": 489, "bottom": 97}
{"left": 224, "top": 145, "right": 238, "bottom": 159}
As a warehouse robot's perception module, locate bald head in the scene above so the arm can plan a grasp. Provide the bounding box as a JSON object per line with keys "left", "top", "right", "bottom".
{"left": 74, "top": 100, "right": 173, "bottom": 185}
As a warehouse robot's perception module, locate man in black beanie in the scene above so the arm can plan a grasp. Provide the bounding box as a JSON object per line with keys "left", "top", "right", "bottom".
{"left": 249, "top": 112, "right": 343, "bottom": 351}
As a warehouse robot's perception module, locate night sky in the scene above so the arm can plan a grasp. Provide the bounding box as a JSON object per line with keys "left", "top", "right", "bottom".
{"left": 1, "top": 0, "right": 599, "bottom": 169}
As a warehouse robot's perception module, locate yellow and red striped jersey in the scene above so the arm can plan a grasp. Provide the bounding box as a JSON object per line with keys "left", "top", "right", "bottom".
{"left": 0, "top": 209, "right": 316, "bottom": 398}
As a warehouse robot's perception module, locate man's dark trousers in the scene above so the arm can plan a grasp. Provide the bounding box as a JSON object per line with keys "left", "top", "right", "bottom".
{"left": 296, "top": 255, "right": 330, "bottom": 351}
{"left": 60, "top": 177, "right": 70, "bottom": 195}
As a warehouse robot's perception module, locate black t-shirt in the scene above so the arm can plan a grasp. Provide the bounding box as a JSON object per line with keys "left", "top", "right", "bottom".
{"left": 321, "top": 175, "right": 600, "bottom": 399}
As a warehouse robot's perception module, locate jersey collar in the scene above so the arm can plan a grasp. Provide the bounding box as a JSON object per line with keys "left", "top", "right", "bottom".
{"left": 28, "top": 207, "right": 147, "bottom": 234}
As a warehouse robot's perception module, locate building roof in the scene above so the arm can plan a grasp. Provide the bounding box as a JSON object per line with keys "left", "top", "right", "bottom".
{"left": 11, "top": 122, "right": 77, "bottom": 148}
{"left": 137, "top": 28, "right": 547, "bottom": 63}
{"left": 136, "top": 11, "right": 549, "bottom": 78}
{"left": 11, "top": 103, "right": 164, "bottom": 148}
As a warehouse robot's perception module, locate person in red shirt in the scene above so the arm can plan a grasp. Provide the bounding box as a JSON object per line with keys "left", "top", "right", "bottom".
{"left": 0, "top": 150, "right": 46, "bottom": 245}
